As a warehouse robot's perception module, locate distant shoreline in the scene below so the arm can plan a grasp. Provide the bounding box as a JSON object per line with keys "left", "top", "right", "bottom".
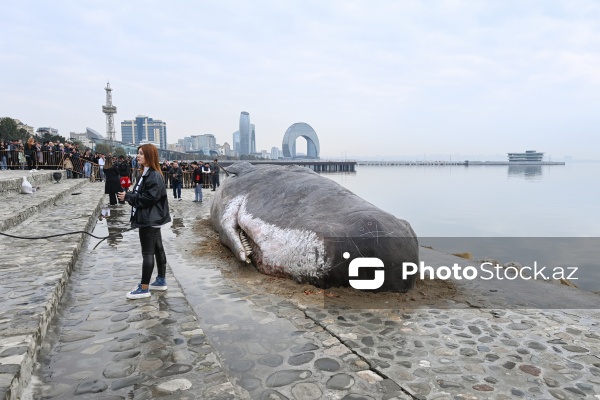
{"left": 357, "top": 160, "right": 566, "bottom": 166}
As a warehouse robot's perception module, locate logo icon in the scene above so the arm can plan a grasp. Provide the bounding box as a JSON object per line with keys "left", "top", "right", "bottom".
{"left": 345, "top": 252, "right": 385, "bottom": 290}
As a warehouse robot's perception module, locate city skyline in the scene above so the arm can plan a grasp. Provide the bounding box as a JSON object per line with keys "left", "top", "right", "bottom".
{"left": 1, "top": 1, "right": 599, "bottom": 160}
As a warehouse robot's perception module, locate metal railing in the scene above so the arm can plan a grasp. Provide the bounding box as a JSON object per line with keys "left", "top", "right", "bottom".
{"left": 160, "top": 171, "right": 216, "bottom": 189}
{"left": 0, "top": 150, "right": 102, "bottom": 182}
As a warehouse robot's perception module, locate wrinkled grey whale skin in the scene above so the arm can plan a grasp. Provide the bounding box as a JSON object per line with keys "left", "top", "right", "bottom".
{"left": 210, "top": 162, "right": 419, "bottom": 292}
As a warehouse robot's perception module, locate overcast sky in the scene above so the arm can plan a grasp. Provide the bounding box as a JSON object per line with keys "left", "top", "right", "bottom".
{"left": 2, "top": 1, "right": 599, "bottom": 159}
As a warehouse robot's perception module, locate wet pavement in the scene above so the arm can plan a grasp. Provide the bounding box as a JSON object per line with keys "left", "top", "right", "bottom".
{"left": 0, "top": 175, "right": 105, "bottom": 400}
{"left": 168, "top": 196, "right": 600, "bottom": 400}
{"left": 22, "top": 189, "right": 411, "bottom": 399}
{"left": 5, "top": 175, "right": 600, "bottom": 399}
{"left": 22, "top": 203, "right": 236, "bottom": 399}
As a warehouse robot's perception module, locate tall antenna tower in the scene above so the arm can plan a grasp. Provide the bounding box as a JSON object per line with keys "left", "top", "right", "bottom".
{"left": 102, "top": 81, "right": 117, "bottom": 148}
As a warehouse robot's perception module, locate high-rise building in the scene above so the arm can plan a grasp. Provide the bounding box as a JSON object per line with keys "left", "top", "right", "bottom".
{"left": 222, "top": 142, "right": 231, "bottom": 156}
{"left": 250, "top": 124, "right": 256, "bottom": 154}
{"left": 232, "top": 131, "right": 240, "bottom": 155}
{"left": 120, "top": 115, "right": 167, "bottom": 149}
{"left": 179, "top": 137, "right": 193, "bottom": 151}
{"left": 271, "top": 147, "right": 282, "bottom": 159}
{"left": 239, "top": 112, "right": 251, "bottom": 155}
{"left": 193, "top": 134, "right": 217, "bottom": 152}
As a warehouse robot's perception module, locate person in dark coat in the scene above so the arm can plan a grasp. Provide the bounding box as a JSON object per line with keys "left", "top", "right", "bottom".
{"left": 117, "top": 155, "right": 131, "bottom": 178}
{"left": 118, "top": 144, "right": 171, "bottom": 300}
{"left": 104, "top": 157, "right": 122, "bottom": 205}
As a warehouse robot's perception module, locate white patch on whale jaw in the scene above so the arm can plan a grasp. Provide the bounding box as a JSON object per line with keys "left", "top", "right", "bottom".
{"left": 220, "top": 195, "right": 248, "bottom": 261}
{"left": 220, "top": 195, "right": 326, "bottom": 281}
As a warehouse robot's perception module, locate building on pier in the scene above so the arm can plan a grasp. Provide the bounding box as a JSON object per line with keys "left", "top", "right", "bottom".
{"left": 507, "top": 150, "right": 544, "bottom": 162}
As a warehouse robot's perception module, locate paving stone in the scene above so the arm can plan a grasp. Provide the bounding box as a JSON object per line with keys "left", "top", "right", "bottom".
{"left": 258, "top": 355, "right": 284, "bottom": 367}
{"left": 519, "top": 364, "right": 541, "bottom": 376}
{"left": 74, "top": 379, "right": 108, "bottom": 394}
{"left": 326, "top": 373, "right": 354, "bottom": 390}
{"left": 266, "top": 370, "right": 311, "bottom": 387}
{"left": 473, "top": 384, "right": 494, "bottom": 391}
{"left": 288, "top": 352, "right": 315, "bottom": 366}
{"left": 562, "top": 345, "right": 589, "bottom": 353}
{"left": 314, "top": 357, "right": 340, "bottom": 372}
{"left": 291, "top": 382, "right": 322, "bottom": 399}
{"left": 157, "top": 378, "right": 192, "bottom": 392}
{"left": 239, "top": 378, "right": 261, "bottom": 390}
{"left": 103, "top": 363, "right": 135, "bottom": 379}
{"left": 155, "top": 363, "right": 193, "bottom": 377}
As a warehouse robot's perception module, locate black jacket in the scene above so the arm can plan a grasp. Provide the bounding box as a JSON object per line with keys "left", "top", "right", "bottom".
{"left": 125, "top": 169, "right": 171, "bottom": 228}
{"left": 117, "top": 161, "right": 131, "bottom": 177}
{"left": 104, "top": 166, "right": 122, "bottom": 194}
{"left": 192, "top": 167, "right": 202, "bottom": 186}
{"left": 169, "top": 166, "right": 183, "bottom": 182}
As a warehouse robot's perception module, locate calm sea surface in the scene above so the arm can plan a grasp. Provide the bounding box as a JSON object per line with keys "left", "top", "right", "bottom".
{"left": 322, "top": 163, "right": 600, "bottom": 291}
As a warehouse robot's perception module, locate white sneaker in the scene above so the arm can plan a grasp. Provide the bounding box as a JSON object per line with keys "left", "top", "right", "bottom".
{"left": 126, "top": 284, "right": 150, "bottom": 299}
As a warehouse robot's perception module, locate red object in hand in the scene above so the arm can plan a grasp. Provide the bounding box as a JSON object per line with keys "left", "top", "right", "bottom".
{"left": 120, "top": 176, "right": 131, "bottom": 190}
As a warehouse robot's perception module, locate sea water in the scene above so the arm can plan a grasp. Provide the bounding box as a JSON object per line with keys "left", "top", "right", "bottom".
{"left": 323, "top": 162, "right": 600, "bottom": 291}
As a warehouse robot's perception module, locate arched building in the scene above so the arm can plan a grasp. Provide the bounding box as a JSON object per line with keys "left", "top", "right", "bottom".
{"left": 282, "top": 122, "right": 320, "bottom": 159}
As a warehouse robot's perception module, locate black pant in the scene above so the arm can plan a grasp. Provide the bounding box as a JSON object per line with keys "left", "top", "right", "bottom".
{"left": 108, "top": 192, "right": 118, "bottom": 205}
{"left": 25, "top": 155, "right": 36, "bottom": 169}
{"left": 108, "top": 189, "right": 125, "bottom": 205}
{"left": 139, "top": 227, "right": 167, "bottom": 285}
{"left": 211, "top": 173, "right": 220, "bottom": 189}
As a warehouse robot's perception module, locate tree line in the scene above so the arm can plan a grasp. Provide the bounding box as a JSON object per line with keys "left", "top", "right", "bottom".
{"left": 0, "top": 117, "right": 66, "bottom": 144}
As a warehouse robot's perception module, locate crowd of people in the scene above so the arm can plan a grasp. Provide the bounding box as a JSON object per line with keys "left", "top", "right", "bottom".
{"left": 0, "top": 138, "right": 98, "bottom": 177}
{"left": 1, "top": 139, "right": 223, "bottom": 191}
{"left": 2, "top": 138, "right": 224, "bottom": 206}
{"left": 104, "top": 157, "right": 223, "bottom": 205}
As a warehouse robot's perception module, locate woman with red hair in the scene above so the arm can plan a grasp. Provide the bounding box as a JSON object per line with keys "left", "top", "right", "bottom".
{"left": 118, "top": 144, "right": 171, "bottom": 299}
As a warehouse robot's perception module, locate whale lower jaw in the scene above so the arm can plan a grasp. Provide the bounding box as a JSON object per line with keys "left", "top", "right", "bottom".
{"left": 220, "top": 195, "right": 327, "bottom": 281}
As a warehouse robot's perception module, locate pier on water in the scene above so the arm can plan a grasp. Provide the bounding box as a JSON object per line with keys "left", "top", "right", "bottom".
{"left": 359, "top": 160, "right": 467, "bottom": 166}
{"left": 213, "top": 159, "right": 566, "bottom": 173}
{"left": 357, "top": 160, "right": 566, "bottom": 166}
{"left": 219, "top": 160, "right": 357, "bottom": 172}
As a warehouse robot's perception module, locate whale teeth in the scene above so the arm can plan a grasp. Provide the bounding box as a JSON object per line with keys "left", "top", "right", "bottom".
{"left": 239, "top": 230, "right": 253, "bottom": 262}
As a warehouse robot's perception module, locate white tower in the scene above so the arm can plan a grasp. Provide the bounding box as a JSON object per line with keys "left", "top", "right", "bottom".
{"left": 102, "top": 81, "right": 117, "bottom": 147}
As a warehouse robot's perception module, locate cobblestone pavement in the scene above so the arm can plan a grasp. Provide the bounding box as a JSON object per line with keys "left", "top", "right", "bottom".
{"left": 0, "top": 178, "right": 104, "bottom": 400}
{"left": 167, "top": 193, "right": 600, "bottom": 399}
{"left": 22, "top": 203, "right": 237, "bottom": 399}
{"left": 13, "top": 179, "right": 600, "bottom": 399}
{"left": 23, "top": 189, "right": 410, "bottom": 399}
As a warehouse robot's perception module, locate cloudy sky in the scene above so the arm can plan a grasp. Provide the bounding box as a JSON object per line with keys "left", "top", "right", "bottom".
{"left": 2, "top": 1, "right": 599, "bottom": 159}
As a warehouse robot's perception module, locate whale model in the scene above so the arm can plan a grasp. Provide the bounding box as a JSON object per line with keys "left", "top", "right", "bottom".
{"left": 210, "top": 162, "right": 419, "bottom": 292}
